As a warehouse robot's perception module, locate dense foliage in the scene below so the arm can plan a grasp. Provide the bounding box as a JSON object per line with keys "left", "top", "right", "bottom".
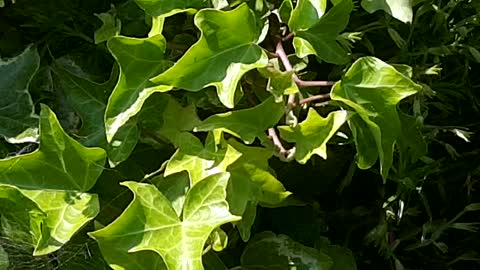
{"left": 0, "top": 0, "right": 479, "bottom": 269}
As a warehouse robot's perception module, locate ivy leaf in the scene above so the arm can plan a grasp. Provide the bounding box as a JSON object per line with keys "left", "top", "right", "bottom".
{"left": 0, "top": 106, "right": 103, "bottom": 255}
{"left": 398, "top": 112, "right": 427, "bottom": 165}
{"left": 165, "top": 132, "right": 241, "bottom": 185}
{"left": 0, "top": 105, "right": 106, "bottom": 191}
{"left": 52, "top": 60, "right": 117, "bottom": 148}
{"left": 289, "top": 0, "right": 327, "bottom": 32}
{"left": 89, "top": 173, "right": 240, "bottom": 270}
{"left": 0, "top": 46, "right": 39, "bottom": 143}
{"left": 225, "top": 139, "right": 290, "bottom": 240}
{"left": 361, "top": 0, "right": 413, "bottom": 24}
{"left": 135, "top": 0, "right": 209, "bottom": 17}
{"left": 151, "top": 4, "right": 269, "bottom": 108}
{"left": 94, "top": 11, "right": 121, "bottom": 44}
{"left": 194, "top": 97, "right": 285, "bottom": 144}
{"left": 331, "top": 57, "right": 422, "bottom": 180}
{"left": 258, "top": 61, "right": 299, "bottom": 102}
{"left": 18, "top": 189, "right": 99, "bottom": 255}
{"left": 241, "top": 232, "right": 333, "bottom": 269}
{"left": 104, "top": 35, "right": 172, "bottom": 165}
{"left": 292, "top": 0, "right": 353, "bottom": 64}
{"left": 278, "top": 109, "right": 348, "bottom": 164}
{"left": 138, "top": 93, "right": 201, "bottom": 147}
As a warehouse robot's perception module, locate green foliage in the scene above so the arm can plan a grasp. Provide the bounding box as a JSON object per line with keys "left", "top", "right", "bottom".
{"left": 0, "top": 0, "right": 479, "bottom": 269}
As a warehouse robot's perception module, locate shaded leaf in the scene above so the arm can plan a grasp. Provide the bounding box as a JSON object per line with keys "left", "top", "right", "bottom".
{"left": 0, "top": 46, "right": 39, "bottom": 143}
{"left": 331, "top": 57, "right": 421, "bottom": 180}
{"left": 151, "top": 4, "right": 269, "bottom": 108}
{"left": 194, "top": 97, "right": 285, "bottom": 144}
{"left": 90, "top": 173, "right": 240, "bottom": 270}
{"left": 241, "top": 232, "right": 333, "bottom": 269}
{"left": 278, "top": 109, "right": 348, "bottom": 163}
{"left": 94, "top": 11, "right": 121, "bottom": 44}
{"left": 258, "top": 62, "right": 299, "bottom": 102}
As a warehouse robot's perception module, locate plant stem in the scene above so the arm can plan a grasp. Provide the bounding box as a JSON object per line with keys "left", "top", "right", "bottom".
{"left": 274, "top": 37, "right": 335, "bottom": 106}
{"left": 283, "top": 32, "right": 294, "bottom": 41}
{"left": 268, "top": 128, "right": 288, "bottom": 156}
{"left": 293, "top": 93, "right": 331, "bottom": 108}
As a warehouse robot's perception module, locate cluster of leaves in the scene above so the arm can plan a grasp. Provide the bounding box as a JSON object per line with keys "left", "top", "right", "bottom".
{"left": 0, "top": 0, "right": 479, "bottom": 269}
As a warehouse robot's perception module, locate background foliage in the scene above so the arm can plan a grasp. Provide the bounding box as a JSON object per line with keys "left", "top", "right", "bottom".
{"left": 0, "top": 0, "right": 479, "bottom": 269}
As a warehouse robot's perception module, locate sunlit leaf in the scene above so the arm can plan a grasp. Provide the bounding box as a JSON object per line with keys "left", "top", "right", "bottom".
{"left": 291, "top": 0, "right": 353, "bottom": 64}
{"left": 278, "top": 109, "right": 348, "bottom": 163}
{"left": 0, "top": 46, "right": 39, "bottom": 143}
{"left": 90, "top": 173, "right": 240, "bottom": 270}
{"left": 135, "top": 0, "right": 209, "bottom": 17}
{"left": 104, "top": 34, "right": 172, "bottom": 165}
{"left": 0, "top": 105, "right": 106, "bottom": 191}
{"left": 151, "top": 4, "right": 269, "bottom": 108}
{"left": 361, "top": 0, "right": 413, "bottom": 23}
{"left": 194, "top": 97, "right": 285, "bottom": 144}
{"left": 289, "top": 0, "right": 327, "bottom": 32}
{"left": 331, "top": 57, "right": 421, "bottom": 180}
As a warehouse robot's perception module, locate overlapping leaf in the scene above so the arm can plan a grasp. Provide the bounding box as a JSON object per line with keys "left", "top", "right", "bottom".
{"left": 0, "top": 46, "right": 39, "bottom": 143}
{"left": 331, "top": 57, "right": 422, "bottom": 180}
{"left": 278, "top": 109, "right": 348, "bottom": 164}
{"left": 104, "top": 34, "right": 172, "bottom": 165}
{"left": 361, "top": 0, "right": 413, "bottom": 23}
{"left": 0, "top": 105, "right": 106, "bottom": 191}
{"left": 89, "top": 173, "right": 240, "bottom": 270}
{"left": 289, "top": 0, "right": 353, "bottom": 64}
{"left": 226, "top": 140, "right": 291, "bottom": 240}
{"left": 52, "top": 60, "right": 117, "bottom": 148}
{"left": 194, "top": 97, "right": 285, "bottom": 144}
{"left": 151, "top": 4, "right": 269, "bottom": 108}
{"left": 258, "top": 62, "right": 299, "bottom": 102}
{"left": 165, "top": 132, "right": 241, "bottom": 185}
{"left": 0, "top": 106, "right": 104, "bottom": 255}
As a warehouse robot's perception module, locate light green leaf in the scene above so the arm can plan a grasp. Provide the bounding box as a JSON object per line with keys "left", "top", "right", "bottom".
{"left": 361, "top": 0, "right": 413, "bottom": 23}
{"left": 20, "top": 189, "right": 99, "bottom": 255}
{"left": 293, "top": 0, "right": 353, "bottom": 64}
{"left": 90, "top": 173, "right": 240, "bottom": 270}
{"left": 226, "top": 139, "right": 290, "bottom": 240}
{"left": 94, "top": 12, "right": 121, "bottom": 44}
{"left": 289, "top": 0, "right": 327, "bottom": 32}
{"left": 104, "top": 34, "right": 172, "bottom": 165}
{"left": 52, "top": 60, "right": 117, "bottom": 148}
{"left": 194, "top": 97, "right": 285, "bottom": 144}
{"left": 241, "top": 232, "right": 333, "bottom": 269}
{"left": 138, "top": 93, "right": 201, "bottom": 147}
{"left": 278, "top": 109, "right": 348, "bottom": 163}
{"left": 0, "top": 105, "right": 106, "bottom": 191}
{"left": 135, "top": 0, "right": 208, "bottom": 17}
{"left": 152, "top": 172, "right": 190, "bottom": 216}
{"left": 0, "top": 183, "right": 99, "bottom": 256}
{"left": 258, "top": 62, "right": 299, "bottom": 102}
{"left": 331, "top": 57, "right": 422, "bottom": 180}
{"left": 151, "top": 4, "right": 269, "bottom": 108}
{"left": 0, "top": 46, "right": 39, "bottom": 143}
{"left": 165, "top": 133, "right": 241, "bottom": 185}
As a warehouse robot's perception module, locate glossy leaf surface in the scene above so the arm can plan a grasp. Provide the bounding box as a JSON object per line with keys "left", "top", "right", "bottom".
{"left": 151, "top": 4, "right": 269, "bottom": 108}
{"left": 0, "top": 46, "right": 39, "bottom": 143}
{"left": 331, "top": 57, "right": 422, "bottom": 179}
{"left": 90, "top": 173, "right": 240, "bottom": 270}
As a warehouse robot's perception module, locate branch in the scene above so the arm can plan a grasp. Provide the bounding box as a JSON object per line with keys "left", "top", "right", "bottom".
{"left": 294, "top": 79, "right": 335, "bottom": 87}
